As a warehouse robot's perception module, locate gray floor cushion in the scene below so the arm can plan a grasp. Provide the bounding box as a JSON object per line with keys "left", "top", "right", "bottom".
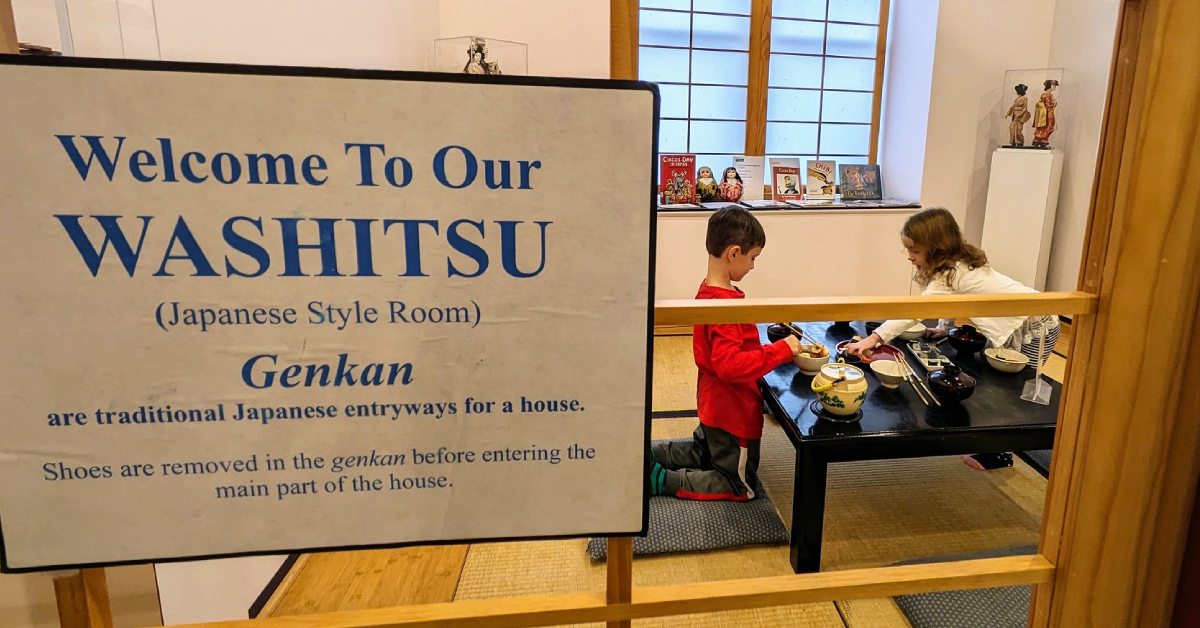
{"left": 1019, "top": 449, "right": 1053, "bottom": 477}
{"left": 587, "top": 440, "right": 789, "bottom": 560}
{"left": 893, "top": 544, "right": 1037, "bottom": 628}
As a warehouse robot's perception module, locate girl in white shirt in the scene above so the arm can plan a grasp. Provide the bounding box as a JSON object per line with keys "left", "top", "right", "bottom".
{"left": 845, "top": 207, "right": 1059, "bottom": 360}
{"left": 845, "top": 208, "right": 1059, "bottom": 471}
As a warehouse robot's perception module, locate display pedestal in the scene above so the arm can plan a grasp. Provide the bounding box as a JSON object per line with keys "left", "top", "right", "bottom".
{"left": 981, "top": 148, "right": 1064, "bottom": 290}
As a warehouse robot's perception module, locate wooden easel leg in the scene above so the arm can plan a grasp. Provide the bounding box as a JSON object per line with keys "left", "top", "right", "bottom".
{"left": 606, "top": 536, "right": 633, "bottom": 628}
{"left": 54, "top": 568, "right": 114, "bottom": 628}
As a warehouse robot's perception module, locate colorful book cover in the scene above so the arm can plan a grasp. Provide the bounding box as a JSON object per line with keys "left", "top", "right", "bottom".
{"left": 659, "top": 154, "right": 696, "bottom": 204}
{"left": 806, "top": 159, "right": 837, "bottom": 200}
{"left": 772, "top": 165, "right": 803, "bottom": 202}
{"left": 732, "top": 156, "right": 765, "bottom": 201}
{"left": 838, "top": 163, "right": 883, "bottom": 200}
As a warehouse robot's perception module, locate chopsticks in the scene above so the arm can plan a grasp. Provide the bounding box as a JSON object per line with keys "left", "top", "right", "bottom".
{"left": 779, "top": 322, "right": 820, "bottom": 348}
{"left": 898, "top": 353, "right": 940, "bottom": 407}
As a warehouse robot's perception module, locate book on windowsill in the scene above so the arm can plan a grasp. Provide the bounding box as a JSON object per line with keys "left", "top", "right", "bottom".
{"left": 806, "top": 160, "right": 837, "bottom": 199}
{"left": 699, "top": 201, "right": 743, "bottom": 210}
{"left": 656, "top": 202, "right": 702, "bottom": 211}
{"left": 842, "top": 198, "right": 920, "bottom": 208}
{"left": 786, "top": 199, "right": 847, "bottom": 208}
{"left": 739, "top": 199, "right": 792, "bottom": 209}
{"left": 771, "top": 166, "right": 803, "bottom": 202}
{"left": 658, "top": 153, "right": 696, "bottom": 204}
{"left": 838, "top": 163, "right": 883, "bottom": 200}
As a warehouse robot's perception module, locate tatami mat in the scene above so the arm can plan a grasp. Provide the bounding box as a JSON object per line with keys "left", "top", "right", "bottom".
{"left": 272, "top": 329, "right": 1064, "bottom": 627}
{"left": 452, "top": 417, "right": 845, "bottom": 627}
{"left": 652, "top": 335, "right": 697, "bottom": 414}
{"left": 757, "top": 409, "right": 1045, "bottom": 628}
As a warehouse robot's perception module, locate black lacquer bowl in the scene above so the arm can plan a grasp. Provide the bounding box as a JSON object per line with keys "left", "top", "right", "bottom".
{"left": 767, "top": 323, "right": 791, "bottom": 343}
{"left": 947, "top": 324, "right": 988, "bottom": 359}
{"left": 927, "top": 364, "right": 977, "bottom": 404}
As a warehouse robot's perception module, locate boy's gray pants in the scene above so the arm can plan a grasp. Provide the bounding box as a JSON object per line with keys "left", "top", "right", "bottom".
{"left": 652, "top": 424, "right": 759, "bottom": 501}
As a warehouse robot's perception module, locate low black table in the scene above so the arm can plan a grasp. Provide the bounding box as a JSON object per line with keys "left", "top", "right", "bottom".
{"left": 757, "top": 321, "right": 1060, "bottom": 573}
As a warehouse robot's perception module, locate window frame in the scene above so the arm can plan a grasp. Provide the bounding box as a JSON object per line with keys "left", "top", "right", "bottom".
{"left": 622, "top": 0, "right": 889, "bottom": 164}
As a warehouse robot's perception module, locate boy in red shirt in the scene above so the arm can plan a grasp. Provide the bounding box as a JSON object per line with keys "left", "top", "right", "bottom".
{"left": 649, "top": 208, "right": 800, "bottom": 500}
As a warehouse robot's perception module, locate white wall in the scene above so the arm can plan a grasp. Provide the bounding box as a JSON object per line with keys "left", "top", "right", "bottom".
{"left": 438, "top": 0, "right": 610, "bottom": 78}
{"left": 918, "top": 0, "right": 1055, "bottom": 244}
{"left": 878, "top": 0, "right": 939, "bottom": 203}
{"left": 156, "top": 557, "right": 286, "bottom": 624}
{"left": 151, "top": 0, "right": 435, "bottom": 69}
{"left": 1044, "top": 0, "right": 1120, "bottom": 291}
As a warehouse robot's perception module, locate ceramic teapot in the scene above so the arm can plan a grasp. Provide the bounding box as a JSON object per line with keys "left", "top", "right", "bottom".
{"left": 810, "top": 361, "right": 869, "bottom": 416}
{"left": 927, "top": 364, "right": 977, "bottom": 403}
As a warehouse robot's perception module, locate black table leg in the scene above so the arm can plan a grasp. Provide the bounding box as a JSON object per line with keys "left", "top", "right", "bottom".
{"left": 790, "top": 446, "right": 828, "bottom": 573}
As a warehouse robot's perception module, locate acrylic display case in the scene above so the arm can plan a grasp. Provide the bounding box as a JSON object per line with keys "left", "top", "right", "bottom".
{"left": 996, "top": 68, "right": 1069, "bottom": 151}
{"left": 434, "top": 36, "right": 528, "bottom": 76}
{"left": 27, "top": 0, "right": 162, "bottom": 59}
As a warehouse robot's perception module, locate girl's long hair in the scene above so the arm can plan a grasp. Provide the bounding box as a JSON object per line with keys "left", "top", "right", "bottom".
{"left": 903, "top": 208, "right": 988, "bottom": 288}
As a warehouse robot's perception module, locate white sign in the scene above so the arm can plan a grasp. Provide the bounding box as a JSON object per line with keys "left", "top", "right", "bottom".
{"left": 0, "top": 59, "right": 657, "bottom": 572}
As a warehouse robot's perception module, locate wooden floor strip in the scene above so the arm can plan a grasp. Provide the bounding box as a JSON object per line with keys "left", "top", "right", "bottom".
{"left": 263, "top": 546, "right": 469, "bottom": 617}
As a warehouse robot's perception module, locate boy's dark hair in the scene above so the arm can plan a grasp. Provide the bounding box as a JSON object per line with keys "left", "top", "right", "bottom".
{"left": 706, "top": 207, "right": 766, "bottom": 257}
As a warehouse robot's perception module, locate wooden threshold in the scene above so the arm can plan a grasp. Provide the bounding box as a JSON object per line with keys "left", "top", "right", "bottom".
{"left": 171, "top": 555, "right": 1051, "bottom": 628}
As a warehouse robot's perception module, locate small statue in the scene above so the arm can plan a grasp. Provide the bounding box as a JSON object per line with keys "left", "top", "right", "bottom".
{"left": 718, "top": 167, "right": 744, "bottom": 202}
{"left": 462, "top": 37, "right": 502, "bottom": 75}
{"left": 695, "top": 166, "right": 718, "bottom": 202}
{"left": 1031, "top": 79, "right": 1059, "bottom": 148}
{"left": 1004, "top": 83, "right": 1031, "bottom": 147}
{"left": 464, "top": 50, "right": 485, "bottom": 74}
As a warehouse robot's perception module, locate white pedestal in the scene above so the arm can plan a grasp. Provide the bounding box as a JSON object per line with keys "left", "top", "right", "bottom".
{"left": 981, "top": 148, "right": 1064, "bottom": 290}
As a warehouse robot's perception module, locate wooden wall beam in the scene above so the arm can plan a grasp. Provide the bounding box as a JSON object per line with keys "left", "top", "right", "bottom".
{"left": 744, "top": 0, "right": 772, "bottom": 156}
{"left": 867, "top": 0, "right": 890, "bottom": 165}
{"left": 1, "top": 0, "right": 18, "bottom": 54}
{"left": 1034, "top": 0, "right": 1200, "bottom": 624}
{"left": 610, "top": 0, "right": 638, "bottom": 80}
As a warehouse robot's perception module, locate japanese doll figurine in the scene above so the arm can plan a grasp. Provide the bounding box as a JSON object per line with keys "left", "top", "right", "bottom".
{"left": 1032, "top": 79, "right": 1059, "bottom": 148}
{"left": 718, "top": 167, "right": 744, "bottom": 202}
{"left": 695, "top": 166, "right": 718, "bottom": 202}
{"left": 1004, "top": 83, "right": 1030, "bottom": 147}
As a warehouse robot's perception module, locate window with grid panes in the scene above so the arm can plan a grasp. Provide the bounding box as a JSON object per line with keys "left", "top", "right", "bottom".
{"left": 638, "top": 0, "right": 881, "bottom": 167}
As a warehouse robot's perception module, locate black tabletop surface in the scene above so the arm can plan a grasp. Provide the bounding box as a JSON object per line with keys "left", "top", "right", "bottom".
{"left": 759, "top": 321, "right": 1061, "bottom": 443}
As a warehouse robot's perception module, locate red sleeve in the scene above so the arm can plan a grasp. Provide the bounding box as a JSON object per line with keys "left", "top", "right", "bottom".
{"left": 707, "top": 324, "right": 793, "bottom": 383}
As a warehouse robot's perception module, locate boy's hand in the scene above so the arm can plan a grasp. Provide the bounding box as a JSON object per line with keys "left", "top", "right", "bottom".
{"left": 924, "top": 327, "right": 947, "bottom": 340}
{"left": 783, "top": 335, "right": 802, "bottom": 355}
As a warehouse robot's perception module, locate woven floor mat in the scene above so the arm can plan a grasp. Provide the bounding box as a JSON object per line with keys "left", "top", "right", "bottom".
{"left": 652, "top": 335, "right": 697, "bottom": 414}
{"left": 452, "top": 417, "right": 845, "bottom": 627}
